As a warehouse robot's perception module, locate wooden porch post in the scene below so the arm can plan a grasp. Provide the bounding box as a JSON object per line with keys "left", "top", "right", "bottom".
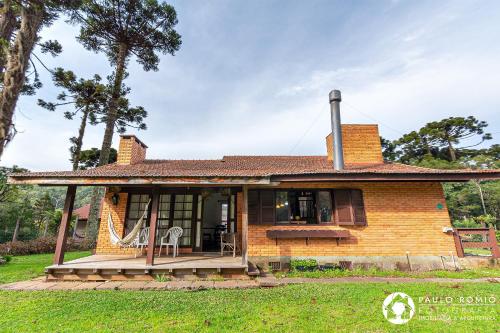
{"left": 241, "top": 185, "right": 248, "bottom": 265}
{"left": 146, "top": 186, "right": 160, "bottom": 266}
{"left": 452, "top": 229, "right": 464, "bottom": 258}
{"left": 53, "top": 185, "right": 76, "bottom": 265}
{"left": 488, "top": 227, "right": 500, "bottom": 259}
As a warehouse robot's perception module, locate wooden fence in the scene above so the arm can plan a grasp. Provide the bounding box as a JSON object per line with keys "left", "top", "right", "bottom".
{"left": 453, "top": 227, "right": 500, "bottom": 259}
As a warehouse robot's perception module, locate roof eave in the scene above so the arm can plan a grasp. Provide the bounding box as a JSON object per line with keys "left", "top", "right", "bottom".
{"left": 7, "top": 176, "right": 272, "bottom": 186}
{"left": 271, "top": 172, "right": 500, "bottom": 182}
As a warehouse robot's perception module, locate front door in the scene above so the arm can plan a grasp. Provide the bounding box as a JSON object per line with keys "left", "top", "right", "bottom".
{"left": 201, "top": 193, "right": 229, "bottom": 252}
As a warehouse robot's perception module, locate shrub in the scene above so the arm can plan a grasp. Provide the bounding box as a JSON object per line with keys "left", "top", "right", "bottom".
{"left": 290, "top": 259, "right": 318, "bottom": 271}
{"left": 453, "top": 218, "right": 481, "bottom": 229}
{"left": 0, "top": 237, "right": 92, "bottom": 256}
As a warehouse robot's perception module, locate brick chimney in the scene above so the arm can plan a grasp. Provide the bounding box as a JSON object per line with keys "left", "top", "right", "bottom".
{"left": 326, "top": 125, "right": 383, "bottom": 164}
{"left": 116, "top": 135, "right": 148, "bottom": 165}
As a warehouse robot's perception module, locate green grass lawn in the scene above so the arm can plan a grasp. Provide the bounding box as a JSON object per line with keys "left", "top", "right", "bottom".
{"left": 0, "top": 251, "right": 91, "bottom": 284}
{"left": 276, "top": 266, "right": 500, "bottom": 279}
{"left": 0, "top": 253, "right": 498, "bottom": 332}
{"left": 464, "top": 248, "right": 494, "bottom": 256}
{"left": 0, "top": 283, "right": 498, "bottom": 332}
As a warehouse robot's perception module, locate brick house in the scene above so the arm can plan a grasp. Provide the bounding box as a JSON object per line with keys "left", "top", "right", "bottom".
{"left": 9, "top": 91, "right": 499, "bottom": 280}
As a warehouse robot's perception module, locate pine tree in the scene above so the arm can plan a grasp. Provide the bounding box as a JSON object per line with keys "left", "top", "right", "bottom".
{"left": 38, "top": 68, "right": 107, "bottom": 170}
{"left": 70, "top": 0, "right": 181, "bottom": 242}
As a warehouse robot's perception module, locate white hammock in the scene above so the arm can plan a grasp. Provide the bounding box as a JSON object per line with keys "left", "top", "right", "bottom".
{"left": 108, "top": 200, "right": 150, "bottom": 248}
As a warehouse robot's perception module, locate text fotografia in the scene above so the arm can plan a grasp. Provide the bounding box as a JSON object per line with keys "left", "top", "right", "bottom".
{"left": 417, "top": 295, "right": 497, "bottom": 322}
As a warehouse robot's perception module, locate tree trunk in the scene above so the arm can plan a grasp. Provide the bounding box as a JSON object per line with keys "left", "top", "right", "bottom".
{"left": 0, "top": 0, "right": 17, "bottom": 75}
{"left": 43, "top": 219, "right": 49, "bottom": 237}
{"left": 11, "top": 216, "right": 20, "bottom": 242}
{"left": 72, "top": 106, "right": 89, "bottom": 171}
{"left": 473, "top": 180, "right": 487, "bottom": 215}
{"left": 86, "top": 186, "right": 103, "bottom": 245}
{"left": 98, "top": 43, "right": 128, "bottom": 166}
{"left": 445, "top": 135, "right": 456, "bottom": 161}
{"left": 0, "top": 3, "right": 44, "bottom": 160}
{"left": 86, "top": 43, "right": 129, "bottom": 244}
{"left": 422, "top": 137, "right": 432, "bottom": 156}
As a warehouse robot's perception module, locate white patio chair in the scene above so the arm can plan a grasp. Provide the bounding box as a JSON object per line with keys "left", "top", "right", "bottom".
{"left": 133, "top": 227, "right": 150, "bottom": 258}
{"left": 220, "top": 232, "right": 239, "bottom": 257}
{"left": 159, "top": 227, "right": 183, "bottom": 257}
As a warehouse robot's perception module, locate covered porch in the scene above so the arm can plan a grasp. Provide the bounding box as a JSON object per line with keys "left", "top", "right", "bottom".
{"left": 45, "top": 181, "right": 256, "bottom": 280}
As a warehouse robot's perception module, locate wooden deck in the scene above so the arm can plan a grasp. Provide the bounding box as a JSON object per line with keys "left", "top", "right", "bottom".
{"left": 46, "top": 254, "right": 247, "bottom": 281}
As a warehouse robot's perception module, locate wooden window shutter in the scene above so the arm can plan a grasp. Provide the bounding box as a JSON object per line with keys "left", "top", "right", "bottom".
{"left": 248, "top": 190, "right": 260, "bottom": 225}
{"left": 260, "top": 190, "right": 276, "bottom": 224}
{"left": 333, "top": 189, "right": 353, "bottom": 225}
{"left": 350, "top": 189, "right": 367, "bottom": 226}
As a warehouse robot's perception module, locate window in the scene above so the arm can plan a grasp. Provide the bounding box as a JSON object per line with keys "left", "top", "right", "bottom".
{"left": 333, "top": 189, "right": 367, "bottom": 226}
{"left": 275, "top": 191, "right": 317, "bottom": 224}
{"left": 247, "top": 189, "right": 367, "bottom": 226}
{"left": 292, "top": 191, "right": 316, "bottom": 224}
{"left": 125, "top": 192, "right": 196, "bottom": 247}
{"left": 275, "top": 191, "right": 289, "bottom": 223}
{"left": 125, "top": 194, "right": 151, "bottom": 234}
{"left": 156, "top": 194, "right": 172, "bottom": 242}
{"left": 318, "top": 191, "right": 333, "bottom": 223}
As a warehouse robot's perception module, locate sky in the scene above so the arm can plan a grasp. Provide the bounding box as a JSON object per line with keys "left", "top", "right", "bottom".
{"left": 2, "top": 0, "right": 500, "bottom": 171}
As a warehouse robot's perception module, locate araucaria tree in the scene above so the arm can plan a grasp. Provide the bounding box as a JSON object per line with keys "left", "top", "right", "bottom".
{"left": 423, "top": 116, "right": 491, "bottom": 161}
{"left": 382, "top": 116, "right": 492, "bottom": 164}
{"left": 0, "top": 0, "right": 80, "bottom": 160}
{"left": 38, "top": 68, "right": 148, "bottom": 171}
{"left": 38, "top": 68, "right": 107, "bottom": 170}
{"left": 70, "top": 0, "right": 181, "bottom": 242}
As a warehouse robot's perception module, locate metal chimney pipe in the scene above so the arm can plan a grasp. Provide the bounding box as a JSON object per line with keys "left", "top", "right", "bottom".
{"left": 329, "top": 90, "right": 344, "bottom": 170}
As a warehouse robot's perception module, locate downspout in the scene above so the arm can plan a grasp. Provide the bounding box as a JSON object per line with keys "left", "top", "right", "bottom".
{"left": 329, "top": 90, "right": 344, "bottom": 170}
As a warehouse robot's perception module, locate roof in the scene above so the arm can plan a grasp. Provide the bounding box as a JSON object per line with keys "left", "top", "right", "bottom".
{"left": 72, "top": 201, "right": 103, "bottom": 219}
{"left": 73, "top": 204, "right": 90, "bottom": 219}
{"left": 8, "top": 156, "right": 500, "bottom": 185}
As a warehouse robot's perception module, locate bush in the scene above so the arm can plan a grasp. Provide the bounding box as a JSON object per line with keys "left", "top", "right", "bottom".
{"left": 290, "top": 259, "right": 318, "bottom": 272}
{"left": 453, "top": 218, "right": 481, "bottom": 228}
{"left": 0, "top": 237, "right": 92, "bottom": 256}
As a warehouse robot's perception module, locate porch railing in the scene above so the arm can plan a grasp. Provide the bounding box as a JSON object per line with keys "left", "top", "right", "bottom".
{"left": 453, "top": 227, "right": 500, "bottom": 259}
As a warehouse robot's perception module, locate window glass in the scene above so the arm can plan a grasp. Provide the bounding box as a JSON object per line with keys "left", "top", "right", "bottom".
{"left": 157, "top": 194, "right": 172, "bottom": 239}
{"left": 221, "top": 203, "right": 228, "bottom": 223}
{"left": 125, "top": 194, "right": 150, "bottom": 233}
{"left": 275, "top": 191, "right": 289, "bottom": 223}
{"left": 172, "top": 194, "right": 193, "bottom": 246}
{"left": 285, "top": 191, "right": 317, "bottom": 224}
{"left": 318, "top": 191, "right": 333, "bottom": 223}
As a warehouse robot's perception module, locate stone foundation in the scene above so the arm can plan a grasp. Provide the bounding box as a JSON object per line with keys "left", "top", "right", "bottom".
{"left": 249, "top": 255, "right": 499, "bottom": 272}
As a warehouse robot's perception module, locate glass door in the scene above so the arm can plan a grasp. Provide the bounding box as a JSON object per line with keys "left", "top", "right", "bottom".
{"left": 172, "top": 194, "right": 193, "bottom": 247}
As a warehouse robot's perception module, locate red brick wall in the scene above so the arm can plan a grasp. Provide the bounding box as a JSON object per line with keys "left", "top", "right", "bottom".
{"left": 326, "top": 124, "right": 383, "bottom": 164}
{"left": 95, "top": 182, "right": 455, "bottom": 258}
{"left": 116, "top": 135, "right": 147, "bottom": 165}
{"left": 95, "top": 190, "right": 136, "bottom": 255}
{"left": 243, "top": 182, "right": 457, "bottom": 258}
